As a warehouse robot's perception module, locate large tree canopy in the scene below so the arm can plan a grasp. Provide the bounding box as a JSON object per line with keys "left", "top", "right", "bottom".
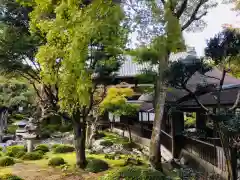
{"left": 205, "top": 29, "right": 240, "bottom": 77}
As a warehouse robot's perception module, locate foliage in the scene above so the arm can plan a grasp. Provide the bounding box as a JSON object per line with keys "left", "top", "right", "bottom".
{"left": 34, "top": 144, "right": 49, "bottom": 153}
{"left": 15, "top": 151, "right": 26, "bottom": 159}
{"left": 53, "top": 145, "right": 75, "bottom": 154}
{"left": 184, "top": 113, "right": 196, "bottom": 128}
{"left": 59, "top": 124, "right": 72, "bottom": 133}
{"left": 22, "top": 152, "right": 43, "bottom": 160}
{"left": 100, "top": 87, "right": 139, "bottom": 116}
{"left": 48, "top": 157, "right": 66, "bottom": 167}
{"left": 100, "top": 166, "right": 165, "bottom": 180}
{"left": 6, "top": 146, "right": 26, "bottom": 158}
{"left": 0, "top": 174, "right": 23, "bottom": 180}
{"left": 51, "top": 144, "right": 61, "bottom": 150}
{"left": 205, "top": 29, "right": 240, "bottom": 77}
{"left": 93, "top": 132, "right": 105, "bottom": 140}
{"left": 0, "top": 157, "right": 15, "bottom": 167}
{"left": 100, "top": 140, "right": 113, "bottom": 147}
{"left": 85, "top": 158, "right": 109, "bottom": 173}
{"left": 0, "top": 77, "right": 35, "bottom": 108}
{"left": 23, "top": 0, "right": 128, "bottom": 115}
{"left": 5, "top": 125, "right": 17, "bottom": 135}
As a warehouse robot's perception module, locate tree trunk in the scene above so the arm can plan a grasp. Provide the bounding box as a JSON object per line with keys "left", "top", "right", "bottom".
{"left": 149, "top": 83, "right": 166, "bottom": 171}
{"left": 73, "top": 111, "right": 87, "bottom": 169}
{"left": 127, "top": 124, "right": 132, "bottom": 143}
{"left": 149, "top": 59, "right": 168, "bottom": 171}
{"left": 87, "top": 117, "right": 99, "bottom": 149}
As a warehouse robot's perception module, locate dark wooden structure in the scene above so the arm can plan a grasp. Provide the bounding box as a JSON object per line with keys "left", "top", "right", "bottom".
{"left": 107, "top": 55, "right": 240, "bottom": 178}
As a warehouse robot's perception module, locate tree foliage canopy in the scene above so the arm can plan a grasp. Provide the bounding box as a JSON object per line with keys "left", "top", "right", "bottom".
{"left": 22, "top": 0, "right": 128, "bottom": 115}
{"left": 100, "top": 87, "right": 139, "bottom": 116}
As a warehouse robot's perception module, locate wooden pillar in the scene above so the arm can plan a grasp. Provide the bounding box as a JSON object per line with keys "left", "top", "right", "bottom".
{"left": 171, "top": 111, "right": 184, "bottom": 159}
{"left": 231, "top": 148, "right": 237, "bottom": 180}
{"left": 196, "top": 111, "right": 207, "bottom": 130}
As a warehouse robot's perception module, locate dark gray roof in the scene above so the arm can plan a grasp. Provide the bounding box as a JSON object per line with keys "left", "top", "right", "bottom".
{"left": 117, "top": 51, "right": 199, "bottom": 77}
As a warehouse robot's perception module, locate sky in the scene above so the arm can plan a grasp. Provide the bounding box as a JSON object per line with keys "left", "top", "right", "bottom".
{"left": 183, "top": 3, "right": 239, "bottom": 56}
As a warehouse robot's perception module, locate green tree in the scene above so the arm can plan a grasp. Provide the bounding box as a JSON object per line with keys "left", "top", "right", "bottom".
{"left": 24, "top": 0, "right": 127, "bottom": 168}
{"left": 100, "top": 87, "right": 140, "bottom": 142}
{"left": 0, "top": 76, "right": 35, "bottom": 109}
{"left": 205, "top": 28, "right": 240, "bottom": 77}
{"left": 127, "top": 0, "right": 220, "bottom": 170}
{"left": 0, "top": 0, "right": 59, "bottom": 116}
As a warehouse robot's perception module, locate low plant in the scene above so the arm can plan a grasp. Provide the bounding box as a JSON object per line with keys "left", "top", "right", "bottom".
{"left": 51, "top": 144, "right": 61, "bottom": 149}
{"left": 0, "top": 174, "right": 23, "bottom": 180}
{"left": 48, "top": 157, "right": 66, "bottom": 167}
{"left": 6, "top": 146, "right": 26, "bottom": 158}
{"left": 34, "top": 144, "right": 49, "bottom": 153}
{"left": 100, "top": 140, "right": 113, "bottom": 147}
{"left": 0, "top": 157, "right": 15, "bottom": 167}
{"left": 101, "top": 166, "right": 165, "bottom": 180}
{"left": 93, "top": 132, "right": 105, "bottom": 140}
{"left": 53, "top": 145, "right": 75, "bottom": 154}
{"left": 85, "top": 158, "right": 109, "bottom": 173}
{"left": 6, "top": 125, "right": 18, "bottom": 135}
{"left": 15, "top": 151, "right": 26, "bottom": 159}
{"left": 22, "top": 152, "right": 43, "bottom": 160}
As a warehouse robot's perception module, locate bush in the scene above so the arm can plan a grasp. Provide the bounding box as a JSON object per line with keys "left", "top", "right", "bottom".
{"left": 22, "top": 152, "right": 43, "bottom": 160}
{"left": 0, "top": 174, "right": 23, "bottom": 180}
{"left": 100, "top": 140, "right": 113, "bottom": 147}
{"left": 0, "top": 147, "right": 3, "bottom": 151}
{"left": 0, "top": 157, "right": 15, "bottom": 166}
{"left": 51, "top": 144, "right": 61, "bottom": 149}
{"left": 93, "top": 132, "right": 105, "bottom": 140}
{"left": 15, "top": 151, "right": 26, "bottom": 159}
{"left": 6, "top": 146, "right": 26, "bottom": 158}
{"left": 59, "top": 124, "right": 72, "bottom": 132}
{"left": 48, "top": 157, "right": 66, "bottom": 167}
{"left": 101, "top": 167, "right": 165, "bottom": 180}
{"left": 123, "top": 142, "right": 138, "bottom": 150}
{"left": 53, "top": 145, "right": 75, "bottom": 153}
{"left": 6, "top": 125, "right": 18, "bottom": 135}
{"left": 85, "top": 158, "right": 109, "bottom": 173}
{"left": 35, "top": 144, "right": 49, "bottom": 153}
{"left": 40, "top": 130, "right": 51, "bottom": 139}
{"left": 12, "top": 114, "right": 25, "bottom": 120}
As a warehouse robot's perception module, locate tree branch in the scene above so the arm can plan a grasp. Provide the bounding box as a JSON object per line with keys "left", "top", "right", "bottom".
{"left": 228, "top": 90, "right": 240, "bottom": 111}
{"left": 182, "top": 85, "right": 209, "bottom": 112}
{"left": 181, "top": 0, "right": 207, "bottom": 31}
{"left": 176, "top": 0, "right": 188, "bottom": 18}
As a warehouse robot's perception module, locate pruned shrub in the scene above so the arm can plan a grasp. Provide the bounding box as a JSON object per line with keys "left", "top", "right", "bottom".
{"left": 22, "top": 152, "right": 43, "bottom": 160}
{"left": 124, "top": 157, "right": 142, "bottom": 166}
{"left": 123, "top": 142, "right": 139, "bottom": 150}
{"left": 100, "top": 140, "right": 113, "bottom": 147}
{"left": 100, "top": 167, "right": 165, "bottom": 180}
{"left": 93, "top": 132, "right": 105, "bottom": 140}
{"left": 15, "top": 151, "right": 26, "bottom": 159}
{"left": 53, "top": 145, "right": 75, "bottom": 153}
{"left": 6, "top": 146, "right": 26, "bottom": 158}
{"left": 104, "top": 154, "right": 115, "bottom": 160}
{"left": 34, "top": 144, "right": 49, "bottom": 153}
{"left": 0, "top": 147, "right": 3, "bottom": 151}
{"left": 51, "top": 144, "right": 61, "bottom": 149}
{"left": 59, "top": 125, "right": 72, "bottom": 132}
{"left": 0, "top": 157, "right": 15, "bottom": 167}
{"left": 6, "top": 125, "right": 18, "bottom": 135}
{"left": 48, "top": 157, "right": 66, "bottom": 167}
{"left": 85, "top": 158, "right": 109, "bottom": 173}
{"left": 0, "top": 174, "right": 23, "bottom": 180}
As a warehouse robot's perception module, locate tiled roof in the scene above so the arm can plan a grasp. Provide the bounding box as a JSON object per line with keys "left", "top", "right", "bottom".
{"left": 117, "top": 51, "right": 198, "bottom": 77}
